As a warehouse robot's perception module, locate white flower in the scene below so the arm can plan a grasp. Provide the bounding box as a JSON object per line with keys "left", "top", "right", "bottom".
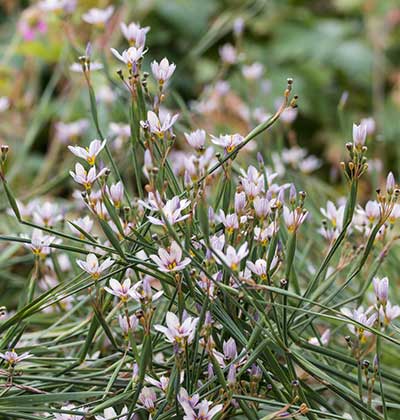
{"left": 68, "top": 139, "right": 106, "bottom": 166}
{"left": 120, "top": 22, "right": 149, "bottom": 47}
{"left": 154, "top": 312, "right": 198, "bottom": 349}
{"left": 217, "top": 210, "right": 239, "bottom": 233}
{"left": 246, "top": 259, "right": 268, "bottom": 280}
{"left": 151, "top": 57, "right": 176, "bottom": 85}
{"left": 55, "top": 119, "right": 89, "bottom": 144}
{"left": 25, "top": 229, "right": 56, "bottom": 257}
{"left": 76, "top": 253, "right": 114, "bottom": 279}
{"left": 145, "top": 375, "right": 169, "bottom": 392}
{"left": 69, "top": 216, "right": 94, "bottom": 237}
{"left": 341, "top": 306, "right": 377, "bottom": 343}
{"left": 110, "top": 46, "right": 145, "bottom": 67}
{"left": 70, "top": 163, "right": 106, "bottom": 190}
{"left": 281, "top": 146, "right": 307, "bottom": 165}
{"left": 145, "top": 196, "right": 191, "bottom": 227}
{"left": 107, "top": 181, "right": 124, "bottom": 208}
{"left": 33, "top": 201, "right": 63, "bottom": 227}
{"left": 38, "top": 0, "right": 75, "bottom": 12}
{"left": 129, "top": 276, "right": 163, "bottom": 304}
{"left": 282, "top": 206, "right": 308, "bottom": 233}
{"left": 180, "top": 398, "right": 223, "bottom": 420}
{"left": 215, "top": 242, "right": 248, "bottom": 271}
{"left": 54, "top": 404, "right": 85, "bottom": 420}
{"left": 298, "top": 155, "right": 321, "bottom": 173}
{"left": 142, "top": 110, "right": 179, "bottom": 137}
{"left": 82, "top": 6, "right": 114, "bottom": 25}
{"left": 373, "top": 277, "right": 389, "bottom": 305}
{"left": 104, "top": 278, "right": 134, "bottom": 301}
{"left": 138, "top": 387, "right": 157, "bottom": 411}
{"left": 0, "top": 96, "right": 10, "bottom": 112}
{"left": 118, "top": 314, "right": 138, "bottom": 335}
{"left": 70, "top": 61, "right": 103, "bottom": 73}
{"left": 253, "top": 196, "right": 270, "bottom": 218}
{"left": 150, "top": 241, "right": 191, "bottom": 272}
{"left": 184, "top": 129, "right": 206, "bottom": 150}
{"left": 380, "top": 301, "right": 400, "bottom": 325}
{"left": 211, "top": 133, "right": 244, "bottom": 153}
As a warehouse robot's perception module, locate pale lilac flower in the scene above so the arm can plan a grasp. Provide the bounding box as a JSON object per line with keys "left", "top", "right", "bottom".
{"left": 246, "top": 259, "right": 268, "bottom": 280}
{"left": 211, "top": 133, "right": 243, "bottom": 153}
{"left": 54, "top": 404, "right": 84, "bottom": 420}
{"left": 361, "top": 117, "right": 376, "bottom": 135}
{"left": 386, "top": 172, "right": 395, "bottom": 194}
{"left": 184, "top": 129, "right": 206, "bottom": 150}
{"left": 25, "top": 229, "right": 56, "bottom": 257}
{"left": 234, "top": 191, "right": 247, "bottom": 214}
{"left": 253, "top": 196, "right": 270, "bottom": 218}
{"left": 254, "top": 224, "right": 275, "bottom": 245}
{"left": 154, "top": 312, "right": 198, "bottom": 350}
{"left": 0, "top": 97, "right": 10, "bottom": 112}
{"left": 298, "top": 155, "right": 322, "bottom": 173}
{"left": 281, "top": 147, "right": 307, "bottom": 166}
{"left": 0, "top": 349, "right": 32, "bottom": 366}
{"left": 223, "top": 338, "right": 237, "bottom": 359}
{"left": 70, "top": 163, "right": 106, "bottom": 190}
{"left": 70, "top": 61, "right": 103, "bottom": 73}
{"left": 82, "top": 6, "right": 114, "bottom": 25}
{"left": 142, "top": 110, "right": 179, "bottom": 137}
{"left": 151, "top": 58, "right": 176, "bottom": 85}
{"left": 181, "top": 398, "right": 223, "bottom": 420}
{"left": 308, "top": 329, "right": 331, "bottom": 346}
{"left": 104, "top": 278, "right": 134, "bottom": 301}
{"left": 95, "top": 406, "right": 130, "bottom": 420}
{"left": 218, "top": 210, "right": 239, "bottom": 233}
{"left": 341, "top": 306, "right": 377, "bottom": 343}
{"left": 76, "top": 253, "right": 114, "bottom": 279}
{"left": 380, "top": 301, "right": 400, "bottom": 325}
{"left": 55, "top": 120, "right": 89, "bottom": 144}
{"left": 145, "top": 375, "right": 169, "bottom": 393}
{"left": 178, "top": 388, "right": 200, "bottom": 410}
{"left": 242, "top": 62, "right": 264, "bottom": 80}
{"left": 111, "top": 46, "right": 145, "bottom": 67}
{"left": 389, "top": 204, "right": 400, "bottom": 223}
{"left": 107, "top": 181, "right": 124, "bottom": 208}
{"left": 33, "top": 201, "right": 63, "bottom": 227}
{"left": 353, "top": 121, "right": 367, "bottom": 148}
{"left": 129, "top": 276, "right": 163, "bottom": 304}
{"left": 69, "top": 216, "right": 94, "bottom": 237}
{"left": 215, "top": 243, "right": 248, "bottom": 271}
{"left": 227, "top": 364, "right": 237, "bottom": 385}
{"left": 118, "top": 314, "right": 138, "bottom": 335}
{"left": 150, "top": 241, "right": 191, "bottom": 272}
{"left": 282, "top": 206, "right": 308, "bottom": 233}
{"left": 280, "top": 107, "right": 298, "bottom": 124}
{"left": 120, "top": 22, "right": 149, "bottom": 47}
{"left": 144, "top": 196, "right": 191, "bottom": 227}
{"left": 320, "top": 201, "right": 344, "bottom": 230}
{"left": 138, "top": 387, "right": 157, "bottom": 412}
{"left": 373, "top": 277, "right": 389, "bottom": 305}
{"left": 219, "top": 43, "right": 237, "bottom": 64}
{"left": 38, "top": 0, "right": 76, "bottom": 12}
{"left": 364, "top": 200, "right": 381, "bottom": 223}
{"left": 68, "top": 139, "right": 106, "bottom": 166}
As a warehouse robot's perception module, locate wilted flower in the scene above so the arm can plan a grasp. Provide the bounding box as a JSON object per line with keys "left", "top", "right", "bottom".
{"left": 82, "top": 6, "right": 114, "bottom": 25}
{"left": 76, "top": 253, "right": 114, "bottom": 279}
{"left": 145, "top": 375, "right": 169, "bottom": 392}
{"left": 150, "top": 241, "right": 191, "bottom": 272}
{"left": 68, "top": 139, "right": 106, "bottom": 166}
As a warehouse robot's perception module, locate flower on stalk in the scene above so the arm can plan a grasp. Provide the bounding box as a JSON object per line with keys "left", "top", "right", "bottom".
{"left": 76, "top": 253, "right": 114, "bottom": 280}
{"left": 373, "top": 277, "right": 389, "bottom": 306}
{"left": 217, "top": 210, "right": 239, "bottom": 234}
{"left": 95, "top": 406, "right": 131, "bottom": 420}
{"left": 129, "top": 276, "right": 163, "bottom": 304}
{"left": 180, "top": 398, "right": 223, "bottom": 420}
{"left": 246, "top": 259, "right": 268, "bottom": 280}
{"left": 308, "top": 329, "right": 331, "bottom": 346}
{"left": 253, "top": 196, "right": 270, "bottom": 218}
{"left": 110, "top": 46, "right": 145, "bottom": 68}
{"left": 68, "top": 139, "right": 106, "bottom": 166}
{"left": 254, "top": 224, "right": 276, "bottom": 245}
{"left": 184, "top": 129, "right": 206, "bottom": 150}
{"left": 33, "top": 201, "right": 63, "bottom": 227}
{"left": 352, "top": 121, "right": 367, "bottom": 149}
{"left": 211, "top": 133, "right": 243, "bottom": 153}
{"left": 215, "top": 242, "right": 248, "bottom": 271}
{"left": 282, "top": 206, "right": 308, "bottom": 233}
{"left": 389, "top": 203, "right": 400, "bottom": 224}
{"left": 104, "top": 278, "right": 134, "bottom": 302}
{"left": 0, "top": 349, "right": 32, "bottom": 366}
{"left": 25, "top": 229, "right": 56, "bottom": 258}
{"left": 142, "top": 110, "right": 179, "bottom": 137}
{"left": 120, "top": 22, "right": 149, "bottom": 47}
{"left": 82, "top": 6, "right": 114, "bottom": 25}
{"left": 151, "top": 58, "right": 176, "bottom": 86}
{"left": 70, "top": 163, "right": 107, "bottom": 190}
{"left": 145, "top": 375, "right": 169, "bottom": 393}
{"left": 154, "top": 311, "right": 198, "bottom": 351}
{"left": 341, "top": 306, "right": 377, "bottom": 343}
{"left": 150, "top": 241, "right": 191, "bottom": 272}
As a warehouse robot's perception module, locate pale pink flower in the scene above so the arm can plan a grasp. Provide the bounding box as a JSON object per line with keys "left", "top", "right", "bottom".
{"left": 70, "top": 163, "right": 106, "bottom": 190}
{"left": 184, "top": 129, "right": 206, "bottom": 150}
{"left": 150, "top": 241, "right": 191, "bottom": 272}
{"left": 373, "top": 277, "right": 389, "bottom": 305}
{"left": 95, "top": 406, "right": 130, "bottom": 420}
{"left": 0, "top": 350, "right": 32, "bottom": 366}
{"left": 69, "top": 216, "right": 94, "bottom": 237}
{"left": 76, "top": 253, "right": 114, "bottom": 279}
{"left": 104, "top": 278, "right": 134, "bottom": 301}
{"left": 68, "top": 139, "right": 106, "bottom": 166}
{"left": 120, "top": 22, "right": 149, "bottom": 47}
{"left": 82, "top": 6, "right": 114, "bottom": 25}
{"left": 107, "top": 181, "right": 124, "bottom": 208}
{"left": 353, "top": 121, "right": 367, "bottom": 148}
{"left": 308, "top": 329, "right": 331, "bottom": 346}
{"left": 211, "top": 133, "right": 243, "bottom": 153}
{"left": 142, "top": 110, "right": 179, "bottom": 137}
{"left": 110, "top": 46, "right": 145, "bottom": 66}
{"left": 215, "top": 243, "right": 248, "bottom": 271}
{"left": 151, "top": 58, "right": 176, "bottom": 85}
